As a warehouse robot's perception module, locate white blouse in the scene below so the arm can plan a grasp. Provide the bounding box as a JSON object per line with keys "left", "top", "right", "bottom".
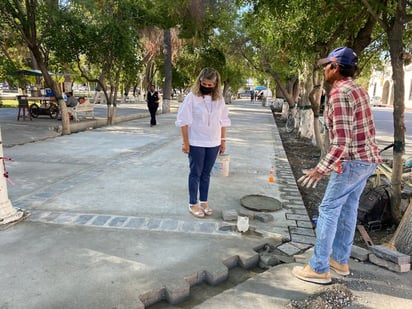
{"left": 175, "top": 92, "right": 231, "bottom": 147}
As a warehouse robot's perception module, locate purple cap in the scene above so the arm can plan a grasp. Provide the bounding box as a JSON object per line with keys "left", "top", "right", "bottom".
{"left": 318, "top": 47, "right": 358, "bottom": 66}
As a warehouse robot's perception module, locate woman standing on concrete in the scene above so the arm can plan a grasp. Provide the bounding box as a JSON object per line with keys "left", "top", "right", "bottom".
{"left": 147, "top": 84, "right": 159, "bottom": 127}
{"left": 175, "top": 67, "right": 231, "bottom": 218}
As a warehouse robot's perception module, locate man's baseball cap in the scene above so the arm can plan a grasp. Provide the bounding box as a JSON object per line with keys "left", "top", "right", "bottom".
{"left": 318, "top": 47, "right": 358, "bottom": 66}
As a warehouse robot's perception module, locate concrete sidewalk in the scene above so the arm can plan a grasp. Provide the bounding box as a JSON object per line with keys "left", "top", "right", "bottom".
{"left": 1, "top": 101, "right": 411, "bottom": 308}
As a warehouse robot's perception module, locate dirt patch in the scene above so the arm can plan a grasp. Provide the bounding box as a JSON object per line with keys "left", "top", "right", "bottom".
{"left": 273, "top": 113, "right": 396, "bottom": 248}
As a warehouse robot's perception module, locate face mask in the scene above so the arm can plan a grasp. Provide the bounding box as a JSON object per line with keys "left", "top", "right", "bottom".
{"left": 200, "top": 85, "right": 214, "bottom": 95}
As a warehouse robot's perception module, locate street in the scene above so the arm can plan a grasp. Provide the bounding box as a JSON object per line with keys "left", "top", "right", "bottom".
{"left": 372, "top": 106, "right": 412, "bottom": 158}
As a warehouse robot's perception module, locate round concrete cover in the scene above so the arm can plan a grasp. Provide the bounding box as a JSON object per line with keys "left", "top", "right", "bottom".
{"left": 240, "top": 194, "right": 283, "bottom": 212}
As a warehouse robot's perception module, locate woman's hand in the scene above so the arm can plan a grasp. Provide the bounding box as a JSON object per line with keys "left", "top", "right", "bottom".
{"left": 182, "top": 142, "right": 190, "bottom": 154}
{"left": 219, "top": 141, "right": 226, "bottom": 155}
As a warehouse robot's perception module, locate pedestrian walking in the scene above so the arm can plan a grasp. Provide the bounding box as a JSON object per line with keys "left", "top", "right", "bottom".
{"left": 175, "top": 67, "right": 231, "bottom": 218}
{"left": 147, "top": 84, "right": 159, "bottom": 127}
{"left": 292, "top": 47, "right": 382, "bottom": 284}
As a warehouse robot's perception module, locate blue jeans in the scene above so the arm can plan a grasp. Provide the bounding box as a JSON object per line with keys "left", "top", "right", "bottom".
{"left": 309, "top": 161, "right": 378, "bottom": 273}
{"left": 188, "top": 146, "right": 220, "bottom": 205}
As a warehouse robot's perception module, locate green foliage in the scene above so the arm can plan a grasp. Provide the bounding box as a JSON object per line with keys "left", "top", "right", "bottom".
{"left": 1, "top": 0, "right": 410, "bottom": 103}
{"left": 41, "top": 0, "right": 147, "bottom": 92}
{"left": 236, "top": 0, "right": 394, "bottom": 97}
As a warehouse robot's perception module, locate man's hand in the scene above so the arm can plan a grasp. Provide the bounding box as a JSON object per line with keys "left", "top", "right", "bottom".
{"left": 298, "top": 169, "right": 323, "bottom": 188}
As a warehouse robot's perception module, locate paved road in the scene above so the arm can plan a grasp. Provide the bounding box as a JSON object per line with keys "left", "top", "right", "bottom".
{"left": 372, "top": 106, "right": 412, "bottom": 159}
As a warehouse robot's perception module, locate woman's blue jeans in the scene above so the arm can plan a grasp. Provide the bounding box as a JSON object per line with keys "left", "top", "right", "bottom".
{"left": 309, "top": 160, "right": 378, "bottom": 273}
{"left": 188, "top": 145, "right": 220, "bottom": 205}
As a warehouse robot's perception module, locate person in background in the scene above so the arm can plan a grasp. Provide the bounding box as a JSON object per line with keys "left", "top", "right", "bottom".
{"left": 147, "top": 84, "right": 159, "bottom": 127}
{"left": 66, "top": 91, "right": 78, "bottom": 108}
{"left": 175, "top": 67, "right": 231, "bottom": 218}
{"left": 292, "top": 47, "right": 382, "bottom": 284}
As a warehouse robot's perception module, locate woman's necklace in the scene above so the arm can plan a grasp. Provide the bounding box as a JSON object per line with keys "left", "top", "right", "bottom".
{"left": 203, "top": 96, "right": 212, "bottom": 126}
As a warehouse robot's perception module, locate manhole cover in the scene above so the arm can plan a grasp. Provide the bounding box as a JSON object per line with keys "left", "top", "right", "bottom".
{"left": 240, "top": 194, "right": 282, "bottom": 212}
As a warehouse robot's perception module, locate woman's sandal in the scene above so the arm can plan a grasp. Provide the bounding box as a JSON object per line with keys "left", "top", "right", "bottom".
{"left": 188, "top": 204, "right": 205, "bottom": 218}
{"left": 199, "top": 202, "right": 213, "bottom": 216}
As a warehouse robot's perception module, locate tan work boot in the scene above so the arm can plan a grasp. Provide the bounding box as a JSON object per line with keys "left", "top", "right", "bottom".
{"left": 292, "top": 264, "right": 331, "bottom": 284}
{"left": 330, "top": 258, "right": 350, "bottom": 276}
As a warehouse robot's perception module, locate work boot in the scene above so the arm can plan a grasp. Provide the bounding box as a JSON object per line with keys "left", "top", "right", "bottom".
{"left": 292, "top": 264, "right": 331, "bottom": 284}
{"left": 330, "top": 258, "right": 350, "bottom": 276}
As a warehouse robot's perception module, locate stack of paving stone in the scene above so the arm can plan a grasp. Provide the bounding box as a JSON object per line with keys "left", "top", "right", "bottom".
{"left": 351, "top": 245, "right": 410, "bottom": 273}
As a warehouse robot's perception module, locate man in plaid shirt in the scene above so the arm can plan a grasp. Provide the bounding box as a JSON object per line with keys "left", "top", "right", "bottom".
{"left": 293, "top": 47, "right": 382, "bottom": 284}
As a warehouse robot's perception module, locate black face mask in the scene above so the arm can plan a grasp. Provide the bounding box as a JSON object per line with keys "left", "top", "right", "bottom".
{"left": 200, "top": 85, "right": 214, "bottom": 95}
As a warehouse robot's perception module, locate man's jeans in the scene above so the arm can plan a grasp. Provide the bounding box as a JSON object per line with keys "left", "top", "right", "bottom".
{"left": 309, "top": 161, "right": 378, "bottom": 273}
{"left": 188, "top": 145, "right": 220, "bottom": 205}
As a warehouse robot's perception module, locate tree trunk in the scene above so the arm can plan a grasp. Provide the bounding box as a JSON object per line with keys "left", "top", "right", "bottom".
{"left": 108, "top": 69, "right": 121, "bottom": 125}
{"left": 395, "top": 200, "right": 412, "bottom": 255}
{"left": 264, "top": 65, "right": 295, "bottom": 106}
{"left": 299, "top": 109, "right": 313, "bottom": 139}
{"left": 35, "top": 55, "right": 70, "bottom": 135}
{"left": 309, "top": 85, "right": 324, "bottom": 152}
{"left": 388, "top": 1, "right": 406, "bottom": 223}
{"left": 162, "top": 28, "right": 172, "bottom": 113}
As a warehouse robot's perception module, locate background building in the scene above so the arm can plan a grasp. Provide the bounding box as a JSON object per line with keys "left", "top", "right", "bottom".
{"left": 368, "top": 61, "right": 412, "bottom": 108}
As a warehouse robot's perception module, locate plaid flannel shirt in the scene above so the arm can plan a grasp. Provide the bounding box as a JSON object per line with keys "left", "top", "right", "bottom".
{"left": 316, "top": 77, "right": 382, "bottom": 174}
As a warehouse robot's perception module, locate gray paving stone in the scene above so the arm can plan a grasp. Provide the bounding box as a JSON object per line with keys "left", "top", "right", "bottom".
{"left": 255, "top": 213, "right": 274, "bottom": 222}
{"left": 284, "top": 203, "right": 306, "bottom": 209}
{"left": 282, "top": 188, "right": 299, "bottom": 192}
{"left": 180, "top": 221, "right": 197, "bottom": 233}
{"left": 198, "top": 222, "right": 217, "bottom": 233}
{"left": 163, "top": 279, "right": 191, "bottom": 305}
{"left": 290, "top": 234, "right": 316, "bottom": 245}
{"left": 369, "top": 245, "right": 410, "bottom": 265}
{"left": 369, "top": 254, "right": 411, "bottom": 272}
{"left": 239, "top": 209, "right": 256, "bottom": 219}
{"left": 218, "top": 223, "right": 236, "bottom": 231}
{"left": 108, "top": 216, "right": 128, "bottom": 227}
{"left": 277, "top": 242, "right": 303, "bottom": 256}
{"left": 297, "top": 220, "right": 313, "bottom": 228}
{"left": 285, "top": 213, "right": 310, "bottom": 221}
{"left": 290, "top": 208, "right": 308, "bottom": 215}
{"left": 146, "top": 218, "right": 162, "bottom": 230}
{"left": 204, "top": 264, "right": 230, "bottom": 285}
{"left": 91, "top": 215, "right": 111, "bottom": 226}
{"left": 290, "top": 241, "right": 312, "bottom": 251}
{"left": 289, "top": 226, "right": 315, "bottom": 237}
{"left": 351, "top": 245, "right": 369, "bottom": 261}
{"left": 222, "top": 209, "right": 238, "bottom": 221}
{"left": 287, "top": 220, "right": 297, "bottom": 227}
{"left": 75, "top": 214, "right": 94, "bottom": 225}
{"left": 125, "top": 217, "right": 146, "bottom": 229}
{"left": 287, "top": 198, "right": 305, "bottom": 203}
{"left": 160, "top": 219, "right": 179, "bottom": 231}
{"left": 238, "top": 252, "right": 260, "bottom": 268}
